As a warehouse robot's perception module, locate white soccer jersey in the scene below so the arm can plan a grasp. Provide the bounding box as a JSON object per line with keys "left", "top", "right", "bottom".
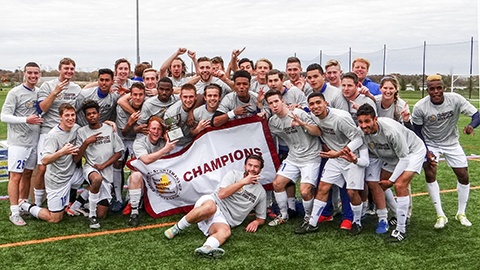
{"left": 348, "top": 94, "right": 377, "bottom": 124}
{"left": 412, "top": 92, "right": 477, "bottom": 147}
{"left": 37, "top": 79, "right": 81, "bottom": 134}
{"left": 195, "top": 77, "right": 231, "bottom": 98}
{"left": 217, "top": 92, "right": 260, "bottom": 118}
{"left": 138, "top": 95, "right": 180, "bottom": 124}
{"left": 115, "top": 102, "right": 137, "bottom": 142}
{"left": 193, "top": 105, "right": 215, "bottom": 122}
{"left": 268, "top": 108, "right": 321, "bottom": 163}
{"left": 281, "top": 86, "right": 308, "bottom": 109}
{"left": 305, "top": 84, "right": 349, "bottom": 112}
{"left": 213, "top": 170, "right": 267, "bottom": 227}
{"left": 132, "top": 135, "right": 166, "bottom": 159}
{"left": 75, "top": 87, "right": 119, "bottom": 126}
{"left": 375, "top": 96, "right": 409, "bottom": 123}
{"left": 1, "top": 84, "right": 40, "bottom": 146}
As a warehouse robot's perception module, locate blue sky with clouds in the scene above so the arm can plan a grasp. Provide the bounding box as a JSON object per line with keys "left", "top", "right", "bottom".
{"left": 1, "top": 0, "right": 477, "bottom": 74}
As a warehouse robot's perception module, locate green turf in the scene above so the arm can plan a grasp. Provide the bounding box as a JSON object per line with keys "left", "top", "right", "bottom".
{"left": 0, "top": 89, "right": 479, "bottom": 269}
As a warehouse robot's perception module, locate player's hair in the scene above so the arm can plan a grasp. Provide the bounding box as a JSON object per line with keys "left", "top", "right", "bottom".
{"left": 352, "top": 57, "right": 370, "bottom": 70}
{"left": 325, "top": 59, "right": 341, "bottom": 70}
{"left": 380, "top": 75, "right": 401, "bottom": 120}
{"left": 197, "top": 56, "right": 211, "bottom": 64}
{"left": 130, "top": 82, "right": 146, "bottom": 92}
{"left": 286, "top": 56, "right": 301, "bottom": 66}
{"left": 98, "top": 68, "right": 114, "bottom": 79}
{"left": 307, "top": 92, "right": 326, "bottom": 102}
{"left": 204, "top": 83, "right": 222, "bottom": 96}
{"left": 264, "top": 90, "right": 282, "bottom": 102}
{"left": 157, "top": 77, "right": 173, "bottom": 88}
{"left": 147, "top": 116, "right": 165, "bottom": 136}
{"left": 255, "top": 58, "right": 273, "bottom": 70}
{"left": 245, "top": 154, "right": 264, "bottom": 169}
{"left": 134, "top": 62, "right": 151, "bottom": 77}
{"left": 114, "top": 58, "right": 131, "bottom": 71}
{"left": 58, "top": 57, "right": 76, "bottom": 69}
{"left": 266, "top": 69, "right": 285, "bottom": 80}
{"left": 341, "top": 72, "right": 359, "bottom": 85}
{"left": 58, "top": 103, "right": 75, "bottom": 116}
{"left": 168, "top": 57, "right": 187, "bottom": 77}
{"left": 24, "top": 62, "right": 40, "bottom": 71}
{"left": 142, "top": 68, "right": 158, "bottom": 79}
{"left": 306, "top": 63, "right": 324, "bottom": 75}
{"left": 356, "top": 103, "right": 377, "bottom": 119}
{"left": 238, "top": 58, "right": 254, "bottom": 69}
{"left": 232, "top": 70, "right": 251, "bottom": 82}
{"left": 211, "top": 56, "right": 224, "bottom": 69}
{"left": 180, "top": 83, "right": 196, "bottom": 94}
{"left": 81, "top": 99, "right": 99, "bottom": 114}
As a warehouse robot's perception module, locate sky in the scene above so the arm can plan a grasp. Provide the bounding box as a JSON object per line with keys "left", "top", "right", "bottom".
{"left": 0, "top": 0, "right": 478, "bottom": 75}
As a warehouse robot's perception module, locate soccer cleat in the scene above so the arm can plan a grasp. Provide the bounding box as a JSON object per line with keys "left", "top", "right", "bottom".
{"left": 76, "top": 206, "right": 90, "bottom": 217}
{"left": 128, "top": 214, "right": 140, "bottom": 227}
{"left": 294, "top": 222, "right": 319, "bottom": 234}
{"left": 318, "top": 215, "right": 333, "bottom": 223}
{"left": 388, "top": 216, "right": 397, "bottom": 227}
{"left": 388, "top": 229, "right": 406, "bottom": 242}
{"left": 287, "top": 208, "right": 298, "bottom": 219}
{"left": 455, "top": 214, "right": 472, "bottom": 227}
{"left": 268, "top": 215, "right": 288, "bottom": 226}
{"left": 9, "top": 213, "right": 27, "bottom": 226}
{"left": 122, "top": 202, "right": 132, "bottom": 215}
{"left": 89, "top": 216, "right": 101, "bottom": 229}
{"left": 350, "top": 223, "right": 362, "bottom": 235}
{"left": 164, "top": 224, "right": 181, "bottom": 239}
{"left": 194, "top": 246, "right": 225, "bottom": 259}
{"left": 65, "top": 204, "right": 80, "bottom": 217}
{"left": 434, "top": 216, "right": 448, "bottom": 229}
{"left": 376, "top": 220, "right": 389, "bottom": 234}
{"left": 340, "top": 219, "right": 352, "bottom": 230}
{"left": 18, "top": 199, "right": 30, "bottom": 216}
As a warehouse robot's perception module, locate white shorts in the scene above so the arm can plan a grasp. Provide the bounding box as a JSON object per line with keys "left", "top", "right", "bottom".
{"left": 46, "top": 181, "right": 71, "bottom": 212}
{"left": 195, "top": 195, "right": 228, "bottom": 236}
{"left": 321, "top": 158, "right": 365, "bottom": 190}
{"left": 123, "top": 140, "right": 134, "bottom": 159}
{"left": 84, "top": 167, "right": 113, "bottom": 203}
{"left": 37, "top": 133, "right": 46, "bottom": 165}
{"left": 8, "top": 145, "right": 37, "bottom": 172}
{"left": 404, "top": 146, "right": 425, "bottom": 174}
{"left": 277, "top": 159, "right": 320, "bottom": 187}
{"left": 427, "top": 143, "right": 467, "bottom": 168}
{"left": 365, "top": 158, "right": 395, "bottom": 182}
{"left": 70, "top": 167, "right": 85, "bottom": 189}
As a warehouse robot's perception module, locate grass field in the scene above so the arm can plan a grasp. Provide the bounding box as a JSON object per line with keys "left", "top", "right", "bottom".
{"left": 0, "top": 89, "right": 480, "bottom": 269}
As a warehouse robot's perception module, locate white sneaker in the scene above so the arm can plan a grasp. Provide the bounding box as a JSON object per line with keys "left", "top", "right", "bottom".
{"left": 268, "top": 215, "right": 288, "bottom": 226}
{"left": 455, "top": 214, "right": 472, "bottom": 227}
{"left": 9, "top": 213, "right": 27, "bottom": 226}
{"left": 434, "top": 216, "right": 448, "bottom": 229}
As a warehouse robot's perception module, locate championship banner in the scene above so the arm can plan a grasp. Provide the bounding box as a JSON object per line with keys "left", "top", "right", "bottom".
{"left": 131, "top": 116, "right": 280, "bottom": 218}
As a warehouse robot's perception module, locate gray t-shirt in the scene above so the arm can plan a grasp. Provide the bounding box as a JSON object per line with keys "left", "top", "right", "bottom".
{"left": 77, "top": 123, "right": 124, "bottom": 183}
{"left": 375, "top": 96, "right": 409, "bottom": 123}
{"left": 116, "top": 101, "right": 138, "bottom": 142}
{"left": 164, "top": 100, "right": 194, "bottom": 147}
{"left": 348, "top": 94, "right": 377, "bottom": 124}
{"left": 305, "top": 84, "right": 349, "bottom": 112}
{"left": 43, "top": 124, "right": 80, "bottom": 189}
{"left": 217, "top": 92, "right": 260, "bottom": 118}
{"left": 37, "top": 79, "right": 81, "bottom": 134}
{"left": 249, "top": 78, "right": 268, "bottom": 93}
{"left": 133, "top": 135, "right": 166, "bottom": 159}
{"left": 1, "top": 84, "right": 40, "bottom": 146}
{"left": 138, "top": 95, "right": 180, "bottom": 124}
{"left": 75, "top": 87, "right": 119, "bottom": 126}
{"left": 193, "top": 105, "right": 214, "bottom": 122}
{"left": 268, "top": 108, "right": 321, "bottom": 163}
{"left": 364, "top": 117, "right": 424, "bottom": 165}
{"left": 195, "top": 77, "right": 231, "bottom": 98}
{"left": 213, "top": 170, "right": 267, "bottom": 227}
{"left": 412, "top": 92, "right": 477, "bottom": 147}
{"left": 169, "top": 76, "right": 190, "bottom": 88}
{"left": 281, "top": 86, "right": 308, "bottom": 109}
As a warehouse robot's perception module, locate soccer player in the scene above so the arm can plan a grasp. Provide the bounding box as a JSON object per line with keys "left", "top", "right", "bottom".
{"left": 341, "top": 72, "right": 377, "bottom": 124}
{"left": 357, "top": 104, "right": 426, "bottom": 241}
{"left": 75, "top": 100, "right": 124, "bottom": 229}
{"left": 137, "top": 77, "right": 179, "bottom": 125}
{"left": 1, "top": 62, "right": 43, "bottom": 225}
{"left": 192, "top": 84, "right": 222, "bottom": 133}
{"left": 142, "top": 68, "right": 159, "bottom": 97}
{"left": 412, "top": 74, "right": 480, "bottom": 229}
{"left": 352, "top": 57, "right": 380, "bottom": 95}
{"left": 299, "top": 93, "right": 367, "bottom": 235}
{"left": 187, "top": 56, "right": 231, "bottom": 96}
{"left": 159, "top": 47, "right": 196, "bottom": 90}
{"left": 126, "top": 116, "right": 177, "bottom": 226}
{"left": 35, "top": 57, "right": 81, "bottom": 207}
{"left": 164, "top": 154, "right": 267, "bottom": 259}
{"left": 305, "top": 63, "right": 348, "bottom": 111}
{"left": 284, "top": 56, "right": 312, "bottom": 93}
{"left": 250, "top": 58, "right": 272, "bottom": 93}
{"left": 264, "top": 90, "right": 321, "bottom": 232}
{"left": 324, "top": 59, "right": 343, "bottom": 88}
{"left": 266, "top": 69, "right": 308, "bottom": 110}
{"left": 20, "top": 103, "right": 83, "bottom": 223}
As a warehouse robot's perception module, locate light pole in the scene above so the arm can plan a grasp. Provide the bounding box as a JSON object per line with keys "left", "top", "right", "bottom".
{"left": 136, "top": 0, "right": 140, "bottom": 64}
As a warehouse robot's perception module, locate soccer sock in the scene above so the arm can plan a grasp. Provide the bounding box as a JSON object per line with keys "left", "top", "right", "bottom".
{"left": 129, "top": 189, "right": 142, "bottom": 215}
{"left": 396, "top": 196, "right": 409, "bottom": 233}
{"left": 113, "top": 168, "right": 123, "bottom": 203}
{"left": 376, "top": 208, "right": 388, "bottom": 223}
{"left": 177, "top": 216, "right": 191, "bottom": 230}
{"left": 204, "top": 236, "right": 220, "bottom": 249}
{"left": 34, "top": 188, "right": 45, "bottom": 206}
{"left": 457, "top": 182, "right": 470, "bottom": 215}
{"left": 309, "top": 199, "right": 326, "bottom": 227}
{"left": 89, "top": 192, "right": 100, "bottom": 218}
{"left": 426, "top": 181, "right": 445, "bottom": 217}
{"left": 351, "top": 203, "right": 363, "bottom": 225}
{"left": 407, "top": 184, "right": 413, "bottom": 218}
{"left": 10, "top": 205, "right": 20, "bottom": 216}
{"left": 302, "top": 198, "right": 313, "bottom": 219}
{"left": 29, "top": 205, "right": 42, "bottom": 219}
{"left": 361, "top": 201, "right": 369, "bottom": 216}
{"left": 274, "top": 191, "right": 288, "bottom": 218}
{"left": 385, "top": 188, "right": 397, "bottom": 215}
{"left": 287, "top": 197, "right": 296, "bottom": 211}
{"left": 70, "top": 201, "right": 82, "bottom": 211}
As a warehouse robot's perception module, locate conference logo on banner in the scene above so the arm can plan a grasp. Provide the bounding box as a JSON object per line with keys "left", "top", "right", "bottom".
{"left": 131, "top": 116, "right": 280, "bottom": 218}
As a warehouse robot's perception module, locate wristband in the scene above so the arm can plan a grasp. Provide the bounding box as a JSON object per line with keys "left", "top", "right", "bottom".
{"left": 227, "top": 110, "right": 236, "bottom": 119}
